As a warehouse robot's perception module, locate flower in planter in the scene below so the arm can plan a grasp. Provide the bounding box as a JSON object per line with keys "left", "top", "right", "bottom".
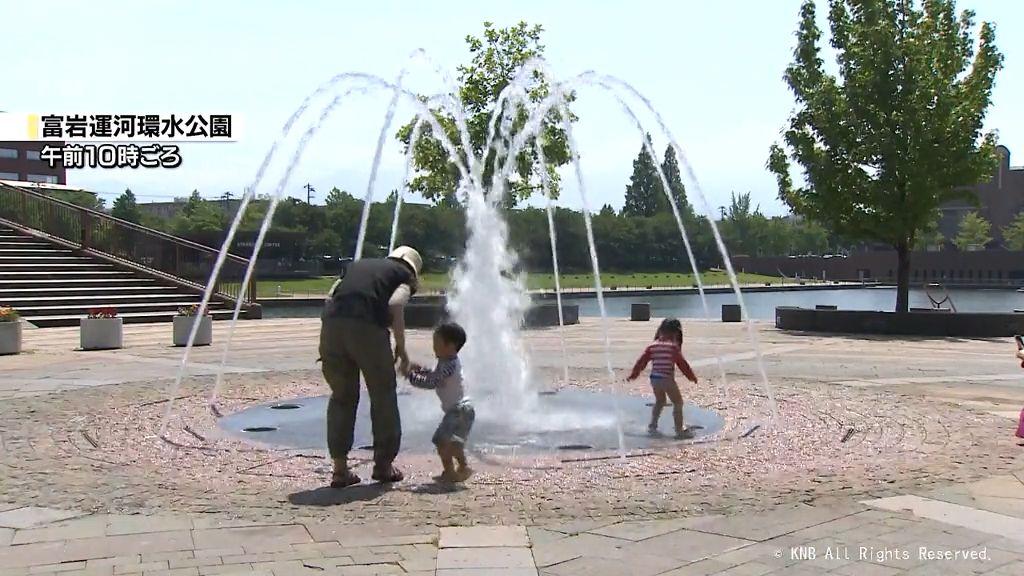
{"left": 176, "top": 304, "right": 211, "bottom": 317}
{"left": 0, "top": 306, "right": 19, "bottom": 323}
{"left": 87, "top": 307, "right": 119, "bottom": 319}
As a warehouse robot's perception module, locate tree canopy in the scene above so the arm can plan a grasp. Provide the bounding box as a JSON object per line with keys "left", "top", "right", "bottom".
{"left": 395, "top": 21, "right": 575, "bottom": 207}
{"left": 621, "top": 134, "right": 661, "bottom": 217}
{"left": 912, "top": 209, "right": 946, "bottom": 251}
{"left": 953, "top": 211, "right": 992, "bottom": 250}
{"left": 111, "top": 188, "right": 141, "bottom": 223}
{"left": 767, "top": 0, "right": 1003, "bottom": 311}
{"left": 133, "top": 186, "right": 832, "bottom": 276}
{"left": 1002, "top": 212, "right": 1024, "bottom": 251}
{"left": 621, "top": 136, "right": 693, "bottom": 221}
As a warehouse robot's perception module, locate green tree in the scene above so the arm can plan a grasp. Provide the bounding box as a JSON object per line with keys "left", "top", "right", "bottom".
{"left": 719, "top": 192, "right": 770, "bottom": 256}
{"left": 912, "top": 209, "right": 945, "bottom": 251}
{"left": 622, "top": 134, "right": 661, "bottom": 217}
{"left": 953, "top": 211, "right": 991, "bottom": 250}
{"left": 396, "top": 21, "right": 575, "bottom": 207}
{"left": 50, "top": 190, "right": 104, "bottom": 211}
{"left": 111, "top": 188, "right": 142, "bottom": 223}
{"left": 1002, "top": 212, "right": 1024, "bottom": 250}
{"left": 171, "top": 190, "right": 222, "bottom": 234}
{"left": 766, "top": 0, "right": 1003, "bottom": 312}
{"left": 657, "top": 145, "right": 692, "bottom": 219}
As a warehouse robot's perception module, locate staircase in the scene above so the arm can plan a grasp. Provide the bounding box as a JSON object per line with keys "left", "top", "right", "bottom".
{"left": 0, "top": 226, "right": 240, "bottom": 327}
{"left": 0, "top": 183, "right": 257, "bottom": 328}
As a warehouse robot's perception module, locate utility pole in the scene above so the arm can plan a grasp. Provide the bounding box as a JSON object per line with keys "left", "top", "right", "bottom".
{"left": 220, "top": 191, "right": 234, "bottom": 225}
{"left": 304, "top": 183, "right": 316, "bottom": 205}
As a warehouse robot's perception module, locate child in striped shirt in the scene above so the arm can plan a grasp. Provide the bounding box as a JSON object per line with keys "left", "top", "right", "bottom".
{"left": 627, "top": 318, "right": 698, "bottom": 438}
{"left": 401, "top": 322, "right": 475, "bottom": 483}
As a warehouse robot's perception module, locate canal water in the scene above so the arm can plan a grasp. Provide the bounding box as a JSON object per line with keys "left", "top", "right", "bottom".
{"left": 262, "top": 286, "right": 1023, "bottom": 322}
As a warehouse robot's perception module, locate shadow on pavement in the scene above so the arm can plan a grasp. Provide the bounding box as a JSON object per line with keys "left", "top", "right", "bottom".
{"left": 288, "top": 480, "right": 466, "bottom": 506}
{"left": 288, "top": 484, "right": 393, "bottom": 506}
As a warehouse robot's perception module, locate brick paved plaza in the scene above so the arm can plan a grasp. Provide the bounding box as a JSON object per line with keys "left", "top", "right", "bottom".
{"left": 2, "top": 317, "right": 1024, "bottom": 575}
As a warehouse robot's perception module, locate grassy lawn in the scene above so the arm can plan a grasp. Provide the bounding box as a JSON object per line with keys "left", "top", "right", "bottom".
{"left": 255, "top": 271, "right": 790, "bottom": 298}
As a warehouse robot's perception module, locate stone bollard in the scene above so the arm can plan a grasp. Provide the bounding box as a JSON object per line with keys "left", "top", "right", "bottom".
{"left": 721, "top": 304, "right": 741, "bottom": 323}
{"left": 631, "top": 303, "right": 651, "bottom": 322}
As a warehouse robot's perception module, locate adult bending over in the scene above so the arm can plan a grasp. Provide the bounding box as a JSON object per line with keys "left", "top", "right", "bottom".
{"left": 319, "top": 245, "right": 422, "bottom": 488}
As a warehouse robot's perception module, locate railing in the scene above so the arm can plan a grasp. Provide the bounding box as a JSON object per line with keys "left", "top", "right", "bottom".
{"left": 0, "top": 183, "right": 255, "bottom": 305}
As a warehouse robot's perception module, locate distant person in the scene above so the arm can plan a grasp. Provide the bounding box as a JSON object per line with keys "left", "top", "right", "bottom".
{"left": 400, "top": 321, "right": 476, "bottom": 483}
{"left": 319, "top": 246, "right": 422, "bottom": 488}
{"left": 627, "top": 318, "right": 699, "bottom": 439}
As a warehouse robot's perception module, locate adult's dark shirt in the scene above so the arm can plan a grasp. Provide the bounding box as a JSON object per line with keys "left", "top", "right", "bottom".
{"left": 325, "top": 258, "right": 415, "bottom": 327}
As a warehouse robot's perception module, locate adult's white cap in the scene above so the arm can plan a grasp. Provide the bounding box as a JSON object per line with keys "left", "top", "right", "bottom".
{"left": 388, "top": 245, "right": 422, "bottom": 277}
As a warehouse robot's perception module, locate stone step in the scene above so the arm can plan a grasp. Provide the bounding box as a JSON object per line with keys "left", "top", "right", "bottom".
{"left": 11, "top": 300, "right": 219, "bottom": 318}
{"left": 0, "top": 241, "right": 54, "bottom": 247}
{"left": 0, "top": 247, "right": 76, "bottom": 256}
{"left": 24, "top": 308, "right": 238, "bottom": 328}
{"left": 0, "top": 255, "right": 94, "bottom": 262}
{"left": 1, "top": 272, "right": 151, "bottom": 282}
{"left": 0, "top": 285, "right": 180, "bottom": 298}
{"left": 0, "top": 293, "right": 206, "bottom": 308}
{"left": 0, "top": 262, "right": 115, "bottom": 270}
{"left": 0, "top": 224, "right": 253, "bottom": 327}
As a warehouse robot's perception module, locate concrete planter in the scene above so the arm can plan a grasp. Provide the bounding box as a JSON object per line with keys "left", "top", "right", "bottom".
{"left": 631, "top": 303, "right": 651, "bottom": 322}
{"left": 80, "top": 317, "right": 123, "bottom": 350}
{"left": 173, "top": 315, "right": 213, "bottom": 347}
{"left": 0, "top": 321, "right": 22, "bottom": 356}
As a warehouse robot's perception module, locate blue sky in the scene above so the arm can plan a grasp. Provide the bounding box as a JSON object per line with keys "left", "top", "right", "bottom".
{"left": 5, "top": 0, "right": 1022, "bottom": 216}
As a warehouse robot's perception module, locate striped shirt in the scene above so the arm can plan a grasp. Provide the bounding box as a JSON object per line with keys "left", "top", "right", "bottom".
{"left": 629, "top": 340, "right": 697, "bottom": 382}
{"left": 407, "top": 356, "right": 469, "bottom": 412}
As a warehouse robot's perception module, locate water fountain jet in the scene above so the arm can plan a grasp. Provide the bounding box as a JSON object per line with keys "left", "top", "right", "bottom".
{"left": 166, "top": 56, "right": 768, "bottom": 459}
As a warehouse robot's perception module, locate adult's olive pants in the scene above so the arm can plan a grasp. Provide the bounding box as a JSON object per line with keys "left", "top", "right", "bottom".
{"left": 319, "top": 316, "right": 401, "bottom": 467}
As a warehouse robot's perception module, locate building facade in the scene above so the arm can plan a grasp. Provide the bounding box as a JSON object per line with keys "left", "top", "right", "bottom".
{"left": 938, "top": 145, "right": 1024, "bottom": 246}
{"left": 734, "top": 250, "right": 1024, "bottom": 286}
{"left": 0, "top": 141, "right": 67, "bottom": 184}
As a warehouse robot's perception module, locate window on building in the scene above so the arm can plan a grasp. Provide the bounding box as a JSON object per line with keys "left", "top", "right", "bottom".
{"left": 25, "top": 174, "right": 58, "bottom": 184}
{"left": 25, "top": 150, "right": 40, "bottom": 161}
{"left": 0, "top": 148, "right": 17, "bottom": 159}
{"left": 913, "top": 270, "right": 919, "bottom": 280}
{"left": 0, "top": 171, "right": 18, "bottom": 180}
{"left": 988, "top": 270, "right": 993, "bottom": 279}
{"left": 887, "top": 269, "right": 893, "bottom": 278}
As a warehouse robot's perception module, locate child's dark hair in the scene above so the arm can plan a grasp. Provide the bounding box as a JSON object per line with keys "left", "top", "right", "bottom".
{"left": 435, "top": 321, "right": 467, "bottom": 351}
{"left": 655, "top": 318, "right": 683, "bottom": 346}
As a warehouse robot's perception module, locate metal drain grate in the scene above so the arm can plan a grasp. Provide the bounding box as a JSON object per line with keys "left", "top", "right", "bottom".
{"left": 557, "top": 444, "right": 592, "bottom": 451}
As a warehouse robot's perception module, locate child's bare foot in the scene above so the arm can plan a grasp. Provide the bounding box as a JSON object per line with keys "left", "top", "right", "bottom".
{"left": 675, "top": 428, "right": 695, "bottom": 440}
{"left": 647, "top": 424, "right": 661, "bottom": 436}
{"left": 455, "top": 466, "right": 474, "bottom": 482}
{"left": 433, "top": 470, "right": 461, "bottom": 483}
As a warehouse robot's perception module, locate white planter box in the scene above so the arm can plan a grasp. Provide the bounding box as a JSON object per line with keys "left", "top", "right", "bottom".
{"left": 80, "top": 317, "right": 123, "bottom": 351}
{"left": 0, "top": 321, "right": 22, "bottom": 356}
{"left": 173, "top": 315, "right": 213, "bottom": 347}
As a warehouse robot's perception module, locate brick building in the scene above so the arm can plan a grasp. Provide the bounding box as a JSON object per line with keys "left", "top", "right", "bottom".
{"left": 938, "top": 145, "right": 1024, "bottom": 246}
{"left": 0, "top": 141, "right": 67, "bottom": 184}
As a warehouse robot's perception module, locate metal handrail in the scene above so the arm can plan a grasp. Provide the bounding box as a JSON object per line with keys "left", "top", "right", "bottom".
{"left": 0, "top": 183, "right": 255, "bottom": 304}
